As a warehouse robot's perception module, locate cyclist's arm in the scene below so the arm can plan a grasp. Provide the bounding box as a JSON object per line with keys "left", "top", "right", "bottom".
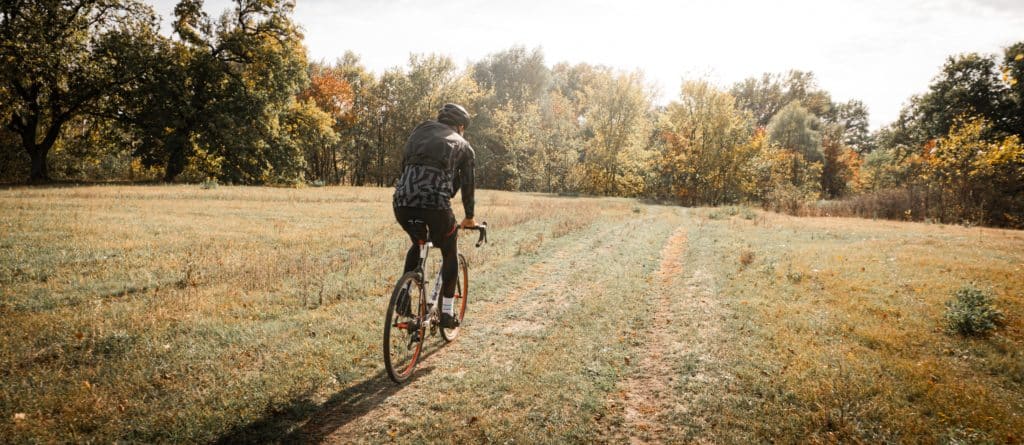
{"left": 459, "top": 144, "right": 476, "bottom": 220}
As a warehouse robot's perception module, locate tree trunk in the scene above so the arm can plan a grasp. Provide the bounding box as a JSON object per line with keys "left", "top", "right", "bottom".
{"left": 164, "top": 149, "right": 185, "bottom": 183}
{"left": 18, "top": 116, "right": 62, "bottom": 183}
{"left": 28, "top": 145, "right": 49, "bottom": 182}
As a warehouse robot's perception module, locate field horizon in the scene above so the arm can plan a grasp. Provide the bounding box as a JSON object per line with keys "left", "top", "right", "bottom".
{"left": 2, "top": 184, "right": 1021, "bottom": 443}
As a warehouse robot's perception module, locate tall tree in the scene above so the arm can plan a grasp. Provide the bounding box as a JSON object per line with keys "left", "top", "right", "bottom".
{"left": 128, "top": 0, "right": 308, "bottom": 183}
{"left": 0, "top": 0, "right": 159, "bottom": 182}
{"left": 370, "top": 54, "right": 481, "bottom": 186}
{"left": 656, "top": 80, "right": 754, "bottom": 205}
{"left": 730, "top": 70, "right": 834, "bottom": 127}
{"left": 332, "top": 52, "right": 376, "bottom": 185}
{"left": 833, "top": 99, "right": 872, "bottom": 153}
{"left": 1001, "top": 42, "right": 1024, "bottom": 137}
{"left": 300, "top": 62, "right": 354, "bottom": 183}
{"left": 577, "top": 68, "right": 653, "bottom": 196}
{"left": 472, "top": 46, "right": 550, "bottom": 108}
{"left": 910, "top": 53, "right": 1011, "bottom": 140}
{"left": 767, "top": 101, "right": 823, "bottom": 162}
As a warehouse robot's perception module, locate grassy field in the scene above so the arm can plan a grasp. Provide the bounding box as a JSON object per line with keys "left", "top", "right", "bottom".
{"left": 1, "top": 185, "right": 1021, "bottom": 443}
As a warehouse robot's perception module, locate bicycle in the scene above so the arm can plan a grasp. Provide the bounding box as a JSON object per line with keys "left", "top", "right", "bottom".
{"left": 383, "top": 222, "right": 488, "bottom": 383}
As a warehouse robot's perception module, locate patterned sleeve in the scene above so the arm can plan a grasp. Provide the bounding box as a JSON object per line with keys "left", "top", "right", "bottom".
{"left": 459, "top": 142, "right": 476, "bottom": 219}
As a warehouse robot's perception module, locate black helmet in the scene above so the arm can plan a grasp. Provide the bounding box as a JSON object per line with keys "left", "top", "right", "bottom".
{"left": 437, "top": 103, "right": 471, "bottom": 129}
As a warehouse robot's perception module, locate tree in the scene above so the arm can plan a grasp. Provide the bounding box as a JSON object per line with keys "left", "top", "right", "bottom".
{"left": 833, "top": 100, "right": 872, "bottom": 153}
{"left": 1001, "top": 42, "right": 1024, "bottom": 137}
{"left": 820, "top": 126, "right": 858, "bottom": 199}
{"left": 656, "top": 80, "right": 754, "bottom": 205}
{"left": 0, "top": 0, "right": 160, "bottom": 182}
{"left": 927, "top": 117, "right": 1024, "bottom": 226}
{"left": 730, "top": 70, "right": 834, "bottom": 127}
{"left": 472, "top": 46, "right": 550, "bottom": 109}
{"left": 128, "top": 0, "right": 308, "bottom": 183}
{"left": 730, "top": 73, "right": 785, "bottom": 127}
{"left": 910, "top": 53, "right": 1011, "bottom": 141}
{"left": 577, "top": 69, "right": 653, "bottom": 196}
{"left": 767, "top": 101, "right": 822, "bottom": 162}
{"left": 469, "top": 46, "right": 551, "bottom": 189}
{"left": 281, "top": 99, "right": 339, "bottom": 184}
{"left": 370, "top": 54, "right": 482, "bottom": 187}
{"left": 300, "top": 62, "right": 354, "bottom": 183}
{"left": 331, "top": 52, "right": 376, "bottom": 185}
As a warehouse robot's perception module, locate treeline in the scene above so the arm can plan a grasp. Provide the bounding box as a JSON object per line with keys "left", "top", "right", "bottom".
{"left": 2, "top": 1, "right": 1022, "bottom": 227}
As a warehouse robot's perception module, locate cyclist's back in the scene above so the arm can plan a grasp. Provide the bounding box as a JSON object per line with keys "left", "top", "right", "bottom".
{"left": 393, "top": 103, "right": 476, "bottom": 329}
{"left": 393, "top": 120, "right": 474, "bottom": 212}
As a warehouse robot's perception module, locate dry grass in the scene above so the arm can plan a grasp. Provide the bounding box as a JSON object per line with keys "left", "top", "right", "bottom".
{"left": 0, "top": 185, "right": 632, "bottom": 442}
{"left": 678, "top": 208, "right": 1024, "bottom": 443}
{"left": 1, "top": 186, "right": 1021, "bottom": 443}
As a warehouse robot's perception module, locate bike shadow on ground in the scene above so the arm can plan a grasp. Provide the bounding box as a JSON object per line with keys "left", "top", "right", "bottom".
{"left": 215, "top": 345, "right": 442, "bottom": 444}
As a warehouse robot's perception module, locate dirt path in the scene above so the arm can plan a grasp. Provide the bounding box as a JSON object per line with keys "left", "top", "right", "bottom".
{"left": 296, "top": 217, "right": 642, "bottom": 443}
{"left": 606, "top": 226, "right": 689, "bottom": 443}
{"left": 601, "top": 212, "right": 731, "bottom": 443}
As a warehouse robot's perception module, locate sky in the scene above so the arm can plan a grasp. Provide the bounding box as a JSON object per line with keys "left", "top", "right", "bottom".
{"left": 147, "top": 0, "right": 1024, "bottom": 130}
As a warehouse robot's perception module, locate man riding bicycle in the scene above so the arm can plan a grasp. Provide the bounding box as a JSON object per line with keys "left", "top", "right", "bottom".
{"left": 393, "top": 103, "right": 477, "bottom": 329}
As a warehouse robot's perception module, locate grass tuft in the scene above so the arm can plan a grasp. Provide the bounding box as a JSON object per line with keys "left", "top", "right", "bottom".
{"left": 944, "top": 285, "right": 1005, "bottom": 336}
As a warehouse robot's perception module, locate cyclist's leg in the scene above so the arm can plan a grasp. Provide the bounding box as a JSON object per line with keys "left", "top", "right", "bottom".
{"left": 394, "top": 206, "right": 427, "bottom": 274}
{"left": 426, "top": 209, "right": 459, "bottom": 320}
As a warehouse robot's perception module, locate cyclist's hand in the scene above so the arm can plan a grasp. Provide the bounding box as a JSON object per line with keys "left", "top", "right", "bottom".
{"left": 460, "top": 218, "right": 477, "bottom": 228}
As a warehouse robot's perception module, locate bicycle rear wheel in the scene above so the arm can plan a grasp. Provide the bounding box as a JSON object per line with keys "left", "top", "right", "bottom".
{"left": 441, "top": 253, "right": 469, "bottom": 342}
{"left": 384, "top": 272, "right": 426, "bottom": 383}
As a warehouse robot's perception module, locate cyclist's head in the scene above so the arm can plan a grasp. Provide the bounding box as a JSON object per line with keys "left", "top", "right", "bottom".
{"left": 437, "top": 103, "right": 471, "bottom": 133}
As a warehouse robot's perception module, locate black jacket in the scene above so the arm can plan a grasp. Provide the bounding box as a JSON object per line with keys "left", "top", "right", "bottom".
{"left": 392, "top": 120, "right": 476, "bottom": 218}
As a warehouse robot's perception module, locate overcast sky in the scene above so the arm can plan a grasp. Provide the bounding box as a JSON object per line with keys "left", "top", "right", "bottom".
{"left": 147, "top": 0, "right": 1024, "bottom": 129}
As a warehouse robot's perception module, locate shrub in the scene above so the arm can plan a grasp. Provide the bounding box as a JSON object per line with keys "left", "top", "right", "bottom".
{"left": 200, "top": 178, "right": 219, "bottom": 189}
{"left": 944, "top": 286, "right": 1005, "bottom": 336}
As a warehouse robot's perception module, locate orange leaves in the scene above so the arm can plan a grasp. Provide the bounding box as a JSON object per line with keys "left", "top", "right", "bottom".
{"left": 300, "top": 66, "right": 355, "bottom": 123}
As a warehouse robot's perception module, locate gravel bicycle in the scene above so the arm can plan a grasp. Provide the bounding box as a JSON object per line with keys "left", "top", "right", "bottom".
{"left": 383, "top": 223, "right": 487, "bottom": 383}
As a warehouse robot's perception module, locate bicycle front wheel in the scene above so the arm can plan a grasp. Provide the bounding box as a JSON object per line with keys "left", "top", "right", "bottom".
{"left": 441, "top": 253, "right": 469, "bottom": 342}
{"left": 384, "top": 271, "right": 426, "bottom": 383}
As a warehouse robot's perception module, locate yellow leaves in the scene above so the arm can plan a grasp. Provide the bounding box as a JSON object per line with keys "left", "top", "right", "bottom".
{"left": 1016, "top": 53, "right": 1023, "bottom": 61}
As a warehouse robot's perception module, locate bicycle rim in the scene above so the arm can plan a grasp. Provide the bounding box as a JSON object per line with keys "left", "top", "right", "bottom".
{"left": 384, "top": 272, "right": 426, "bottom": 383}
{"left": 441, "top": 253, "right": 469, "bottom": 342}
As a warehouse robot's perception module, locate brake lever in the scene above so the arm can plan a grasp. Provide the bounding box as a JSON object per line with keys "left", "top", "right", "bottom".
{"left": 475, "top": 222, "right": 488, "bottom": 248}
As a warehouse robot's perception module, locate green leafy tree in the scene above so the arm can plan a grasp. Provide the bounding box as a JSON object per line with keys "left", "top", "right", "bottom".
{"left": 820, "top": 126, "right": 858, "bottom": 199}
{"left": 909, "top": 53, "right": 1011, "bottom": 141}
{"left": 656, "top": 80, "right": 754, "bottom": 205}
{"left": 0, "top": 0, "right": 160, "bottom": 182}
{"left": 128, "top": 0, "right": 308, "bottom": 183}
{"left": 576, "top": 68, "right": 654, "bottom": 196}
{"left": 927, "top": 117, "right": 1024, "bottom": 226}
{"left": 1001, "top": 42, "right": 1024, "bottom": 136}
{"left": 730, "top": 70, "right": 834, "bottom": 127}
{"left": 371, "top": 54, "right": 482, "bottom": 186}
{"left": 767, "top": 101, "right": 823, "bottom": 162}
{"left": 470, "top": 46, "right": 551, "bottom": 189}
{"left": 833, "top": 100, "right": 873, "bottom": 153}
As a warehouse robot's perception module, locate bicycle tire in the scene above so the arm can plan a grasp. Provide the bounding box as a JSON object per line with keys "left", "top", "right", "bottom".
{"left": 441, "top": 253, "right": 469, "bottom": 342}
{"left": 383, "top": 271, "right": 426, "bottom": 383}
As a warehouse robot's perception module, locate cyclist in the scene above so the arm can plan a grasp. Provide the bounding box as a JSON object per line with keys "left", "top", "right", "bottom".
{"left": 393, "top": 103, "right": 477, "bottom": 329}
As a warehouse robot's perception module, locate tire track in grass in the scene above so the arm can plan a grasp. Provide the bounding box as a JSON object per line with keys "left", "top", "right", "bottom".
{"left": 364, "top": 214, "right": 668, "bottom": 443}
{"left": 613, "top": 225, "right": 689, "bottom": 444}
{"left": 605, "top": 212, "right": 729, "bottom": 444}
{"left": 301, "top": 216, "right": 640, "bottom": 443}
